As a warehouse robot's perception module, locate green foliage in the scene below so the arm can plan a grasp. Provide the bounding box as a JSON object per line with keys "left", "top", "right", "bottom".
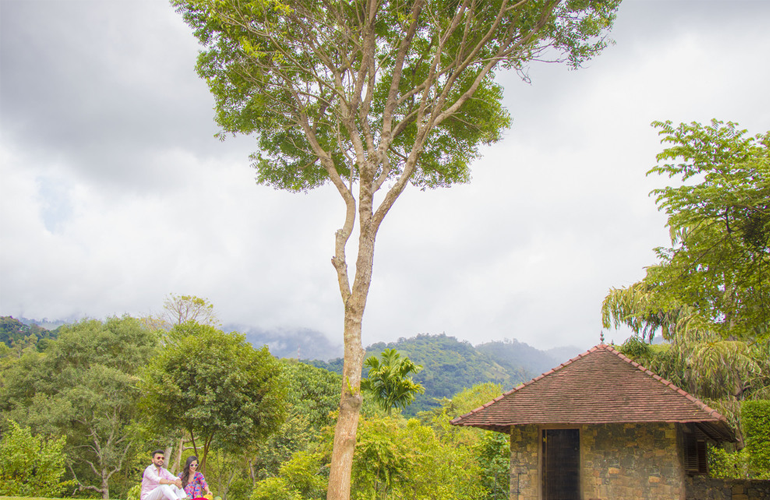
{"left": 251, "top": 382, "right": 508, "bottom": 500}
{"left": 0, "top": 316, "right": 52, "bottom": 348}
{"left": 173, "top": 0, "right": 619, "bottom": 194}
{"left": 281, "top": 360, "right": 342, "bottom": 431}
{"left": 605, "top": 120, "right": 769, "bottom": 341}
{"left": 126, "top": 484, "right": 142, "bottom": 500}
{"left": 141, "top": 321, "right": 287, "bottom": 469}
{"left": 647, "top": 120, "right": 769, "bottom": 339}
{"left": 619, "top": 331, "right": 770, "bottom": 403}
{"left": 742, "top": 400, "right": 770, "bottom": 478}
{"left": 251, "top": 360, "right": 341, "bottom": 481}
{"left": 0, "top": 316, "right": 158, "bottom": 499}
{"left": 251, "top": 451, "right": 327, "bottom": 500}
{"left": 475, "top": 432, "right": 510, "bottom": 500}
{"left": 708, "top": 446, "right": 752, "bottom": 479}
{"left": 203, "top": 448, "right": 247, "bottom": 500}
{"left": 352, "top": 415, "right": 487, "bottom": 500}
{"left": 0, "top": 420, "right": 74, "bottom": 497}
{"left": 361, "top": 349, "right": 424, "bottom": 415}
{"left": 352, "top": 416, "right": 415, "bottom": 497}
{"left": 708, "top": 400, "right": 770, "bottom": 480}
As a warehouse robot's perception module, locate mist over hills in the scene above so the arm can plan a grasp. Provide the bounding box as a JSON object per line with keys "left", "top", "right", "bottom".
{"left": 226, "top": 324, "right": 343, "bottom": 361}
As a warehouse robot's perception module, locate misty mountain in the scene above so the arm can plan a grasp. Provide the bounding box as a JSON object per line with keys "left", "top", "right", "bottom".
{"left": 226, "top": 324, "right": 343, "bottom": 361}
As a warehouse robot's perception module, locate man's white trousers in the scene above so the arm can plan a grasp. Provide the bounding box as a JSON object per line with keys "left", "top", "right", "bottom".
{"left": 146, "top": 485, "right": 187, "bottom": 500}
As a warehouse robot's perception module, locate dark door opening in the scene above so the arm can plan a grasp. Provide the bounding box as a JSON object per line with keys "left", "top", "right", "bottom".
{"left": 542, "top": 428, "right": 580, "bottom": 500}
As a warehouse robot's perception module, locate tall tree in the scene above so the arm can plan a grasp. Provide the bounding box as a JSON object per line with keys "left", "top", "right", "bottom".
{"left": 361, "top": 349, "right": 424, "bottom": 415}
{"left": 170, "top": 1, "right": 621, "bottom": 497}
{"left": 140, "top": 322, "right": 287, "bottom": 472}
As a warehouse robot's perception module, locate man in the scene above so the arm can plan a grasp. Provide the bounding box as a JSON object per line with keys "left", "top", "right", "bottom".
{"left": 141, "top": 450, "right": 188, "bottom": 500}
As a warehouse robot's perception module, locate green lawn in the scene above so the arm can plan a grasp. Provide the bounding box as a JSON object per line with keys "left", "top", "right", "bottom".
{"left": 1, "top": 497, "right": 68, "bottom": 500}
{"left": 1, "top": 497, "right": 108, "bottom": 500}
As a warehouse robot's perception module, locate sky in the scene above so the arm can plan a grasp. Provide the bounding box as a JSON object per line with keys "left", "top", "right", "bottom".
{"left": 1, "top": 0, "right": 769, "bottom": 354}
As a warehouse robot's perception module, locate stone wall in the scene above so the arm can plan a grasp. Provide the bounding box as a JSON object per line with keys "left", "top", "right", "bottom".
{"left": 509, "top": 425, "right": 540, "bottom": 500}
{"left": 508, "top": 423, "right": 688, "bottom": 500}
{"left": 685, "top": 475, "right": 770, "bottom": 500}
{"left": 581, "top": 423, "right": 684, "bottom": 499}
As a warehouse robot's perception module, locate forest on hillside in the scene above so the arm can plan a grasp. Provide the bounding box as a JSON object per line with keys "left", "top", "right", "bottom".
{"left": 309, "top": 334, "right": 573, "bottom": 415}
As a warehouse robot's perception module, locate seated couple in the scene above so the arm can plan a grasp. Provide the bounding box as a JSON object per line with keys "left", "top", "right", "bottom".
{"left": 141, "top": 450, "right": 213, "bottom": 500}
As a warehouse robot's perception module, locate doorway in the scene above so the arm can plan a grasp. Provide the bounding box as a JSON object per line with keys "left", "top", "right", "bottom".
{"left": 542, "top": 428, "right": 580, "bottom": 500}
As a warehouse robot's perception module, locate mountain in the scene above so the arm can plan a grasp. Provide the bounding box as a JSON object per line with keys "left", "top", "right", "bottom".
{"left": 545, "top": 345, "right": 586, "bottom": 363}
{"left": 308, "top": 333, "right": 573, "bottom": 415}
{"left": 476, "top": 338, "right": 563, "bottom": 378}
{"left": 0, "top": 316, "right": 56, "bottom": 347}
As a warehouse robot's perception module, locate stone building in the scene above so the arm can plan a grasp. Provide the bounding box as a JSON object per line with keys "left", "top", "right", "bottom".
{"left": 451, "top": 344, "right": 740, "bottom": 500}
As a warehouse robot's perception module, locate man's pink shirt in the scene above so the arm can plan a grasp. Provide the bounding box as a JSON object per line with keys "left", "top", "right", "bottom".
{"left": 141, "top": 465, "right": 177, "bottom": 500}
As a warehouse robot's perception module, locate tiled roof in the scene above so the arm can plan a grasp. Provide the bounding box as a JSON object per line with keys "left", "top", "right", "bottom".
{"left": 451, "top": 344, "right": 734, "bottom": 441}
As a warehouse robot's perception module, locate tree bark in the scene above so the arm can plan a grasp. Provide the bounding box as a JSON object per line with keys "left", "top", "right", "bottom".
{"left": 101, "top": 473, "right": 110, "bottom": 500}
{"left": 327, "top": 313, "right": 366, "bottom": 500}
{"left": 327, "top": 219, "right": 378, "bottom": 499}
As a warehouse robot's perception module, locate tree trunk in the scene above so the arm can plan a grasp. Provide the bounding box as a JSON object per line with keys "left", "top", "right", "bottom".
{"left": 164, "top": 443, "right": 174, "bottom": 471}
{"left": 327, "top": 315, "right": 365, "bottom": 499}
{"left": 327, "top": 226, "right": 377, "bottom": 499}
{"left": 101, "top": 472, "right": 110, "bottom": 500}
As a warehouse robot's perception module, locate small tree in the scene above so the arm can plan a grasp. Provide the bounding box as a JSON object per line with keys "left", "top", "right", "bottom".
{"left": 361, "top": 349, "right": 424, "bottom": 415}
{"left": 0, "top": 420, "right": 74, "bottom": 497}
{"left": 145, "top": 294, "right": 221, "bottom": 332}
{"left": 743, "top": 400, "right": 770, "bottom": 478}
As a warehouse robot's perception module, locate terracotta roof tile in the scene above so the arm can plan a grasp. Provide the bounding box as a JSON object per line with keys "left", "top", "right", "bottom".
{"left": 451, "top": 344, "right": 733, "bottom": 440}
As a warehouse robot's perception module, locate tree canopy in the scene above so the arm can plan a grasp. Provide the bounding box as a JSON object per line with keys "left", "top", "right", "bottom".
{"left": 175, "top": 0, "right": 620, "bottom": 194}
{"left": 603, "top": 120, "right": 769, "bottom": 341}
{"left": 140, "top": 321, "right": 287, "bottom": 471}
{"left": 0, "top": 317, "right": 159, "bottom": 499}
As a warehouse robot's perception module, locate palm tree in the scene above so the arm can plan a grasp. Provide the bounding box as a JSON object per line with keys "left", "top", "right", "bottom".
{"left": 361, "top": 349, "right": 424, "bottom": 415}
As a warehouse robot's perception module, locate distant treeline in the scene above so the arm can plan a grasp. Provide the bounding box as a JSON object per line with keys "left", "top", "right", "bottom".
{"left": 3, "top": 314, "right": 581, "bottom": 417}
{"left": 0, "top": 316, "right": 57, "bottom": 348}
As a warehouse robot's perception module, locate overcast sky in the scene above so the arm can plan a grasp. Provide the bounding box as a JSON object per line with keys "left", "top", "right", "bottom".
{"left": 1, "top": 0, "right": 768, "bottom": 353}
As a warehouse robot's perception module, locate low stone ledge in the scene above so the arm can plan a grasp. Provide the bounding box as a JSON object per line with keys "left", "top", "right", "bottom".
{"left": 685, "top": 475, "right": 770, "bottom": 500}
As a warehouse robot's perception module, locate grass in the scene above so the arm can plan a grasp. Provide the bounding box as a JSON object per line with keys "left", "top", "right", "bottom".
{"left": 1, "top": 497, "right": 73, "bottom": 500}
{"left": 1, "top": 497, "right": 112, "bottom": 500}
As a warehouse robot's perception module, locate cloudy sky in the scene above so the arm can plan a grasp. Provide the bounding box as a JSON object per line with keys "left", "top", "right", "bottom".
{"left": 1, "top": 0, "right": 768, "bottom": 353}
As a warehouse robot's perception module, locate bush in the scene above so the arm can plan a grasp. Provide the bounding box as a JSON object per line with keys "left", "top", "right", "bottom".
{"left": 742, "top": 400, "right": 770, "bottom": 479}
{"left": 0, "top": 420, "right": 75, "bottom": 496}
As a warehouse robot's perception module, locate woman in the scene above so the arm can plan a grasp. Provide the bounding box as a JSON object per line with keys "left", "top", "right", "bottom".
{"left": 178, "top": 456, "right": 212, "bottom": 500}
